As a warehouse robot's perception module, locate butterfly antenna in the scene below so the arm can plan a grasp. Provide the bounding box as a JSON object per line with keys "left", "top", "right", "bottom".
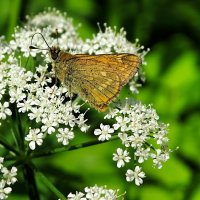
{"left": 30, "top": 33, "right": 51, "bottom": 50}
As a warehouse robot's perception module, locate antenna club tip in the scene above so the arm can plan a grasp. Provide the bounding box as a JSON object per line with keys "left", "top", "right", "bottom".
{"left": 29, "top": 45, "right": 36, "bottom": 49}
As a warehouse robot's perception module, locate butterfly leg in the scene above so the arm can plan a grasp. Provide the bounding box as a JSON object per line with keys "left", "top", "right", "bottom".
{"left": 68, "top": 84, "right": 73, "bottom": 109}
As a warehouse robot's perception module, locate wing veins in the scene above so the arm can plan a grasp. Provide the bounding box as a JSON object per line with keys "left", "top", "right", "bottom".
{"left": 75, "top": 77, "right": 119, "bottom": 100}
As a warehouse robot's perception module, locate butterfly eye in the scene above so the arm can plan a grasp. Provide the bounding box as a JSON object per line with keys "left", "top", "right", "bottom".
{"left": 51, "top": 49, "right": 59, "bottom": 60}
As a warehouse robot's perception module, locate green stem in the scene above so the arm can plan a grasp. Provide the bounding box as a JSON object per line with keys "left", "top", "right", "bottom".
{"left": 11, "top": 104, "right": 25, "bottom": 151}
{"left": 31, "top": 135, "right": 118, "bottom": 159}
{"left": 37, "top": 171, "right": 67, "bottom": 200}
{"left": 16, "top": 108, "right": 25, "bottom": 151}
{"left": 144, "top": 141, "right": 155, "bottom": 150}
{"left": 11, "top": 127, "right": 20, "bottom": 149}
{"left": 0, "top": 135, "right": 19, "bottom": 155}
{"left": 23, "top": 163, "right": 40, "bottom": 200}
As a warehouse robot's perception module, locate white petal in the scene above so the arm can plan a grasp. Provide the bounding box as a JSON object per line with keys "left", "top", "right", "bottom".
{"left": 29, "top": 141, "right": 36, "bottom": 150}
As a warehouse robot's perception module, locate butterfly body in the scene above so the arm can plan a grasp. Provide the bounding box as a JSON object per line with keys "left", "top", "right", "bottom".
{"left": 49, "top": 46, "right": 141, "bottom": 111}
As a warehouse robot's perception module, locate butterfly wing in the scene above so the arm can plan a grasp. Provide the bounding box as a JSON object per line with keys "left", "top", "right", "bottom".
{"left": 72, "top": 54, "right": 141, "bottom": 86}
{"left": 59, "top": 53, "right": 141, "bottom": 111}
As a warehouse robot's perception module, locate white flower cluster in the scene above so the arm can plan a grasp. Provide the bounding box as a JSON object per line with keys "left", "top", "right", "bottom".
{"left": 0, "top": 62, "right": 89, "bottom": 150}
{"left": 94, "top": 100, "right": 170, "bottom": 185}
{"left": 9, "top": 10, "right": 81, "bottom": 58}
{"left": 67, "top": 185, "right": 124, "bottom": 200}
{"left": 0, "top": 158, "right": 17, "bottom": 200}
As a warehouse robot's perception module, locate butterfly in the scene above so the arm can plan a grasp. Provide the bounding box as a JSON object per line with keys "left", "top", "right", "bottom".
{"left": 30, "top": 33, "right": 141, "bottom": 111}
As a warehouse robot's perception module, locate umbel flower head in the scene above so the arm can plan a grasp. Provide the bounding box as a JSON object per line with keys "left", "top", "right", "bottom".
{"left": 0, "top": 8, "right": 170, "bottom": 199}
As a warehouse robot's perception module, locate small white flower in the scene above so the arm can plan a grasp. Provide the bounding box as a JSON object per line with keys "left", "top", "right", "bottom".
{"left": 113, "top": 116, "right": 130, "bottom": 131}
{"left": 94, "top": 123, "right": 114, "bottom": 141}
{"left": 0, "top": 180, "right": 12, "bottom": 199}
{"left": 9, "top": 88, "right": 26, "bottom": 103}
{"left": 17, "top": 98, "right": 33, "bottom": 113}
{"left": 118, "top": 132, "right": 130, "bottom": 147}
{"left": 76, "top": 113, "right": 90, "bottom": 132}
{"left": 28, "top": 107, "right": 43, "bottom": 122}
{"left": 25, "top": 128, "right": 43, "bottom": 150}
{"left": 128, "top": 132, "right": 147, "bottom": 148}
{"left": 126, "top": 166, "right": 145, "bottom": 186}
{"left": 41, "top": 117, "right": 58, "bottom": 134}
{"left": 151, "top": 149, "right": 170, "bottom": 169}
{"left": 153, "top": 124, "right": 169, "bottom": 145}
{"left": 113, "top": 148, "right": 131, "bottom": 168}
{"left": 135, "top": 147, "right": 150, "bottom": 163}
{"left": 0, "top": 102, "right": 12, "bottom": 120}
{"left": 56, "top": 128, "right": 74, "bottom": 145}
{"left": 104, "top": 108, "right": 119, "bottom": 119}
{"left": 2, "top": 167, "right": 17, "bottom": 185}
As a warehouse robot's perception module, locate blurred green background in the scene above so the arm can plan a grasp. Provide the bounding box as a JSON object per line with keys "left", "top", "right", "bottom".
{"left": 1, "top": 0, "right": 200, "bottom": 199}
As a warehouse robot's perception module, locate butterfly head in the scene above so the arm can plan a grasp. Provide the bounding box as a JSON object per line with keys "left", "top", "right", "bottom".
{"left": 49, "top": 46, "right": 61, "bottom": 60}
{"left": 29, "top": 33, "right": 61, "bottom": 61}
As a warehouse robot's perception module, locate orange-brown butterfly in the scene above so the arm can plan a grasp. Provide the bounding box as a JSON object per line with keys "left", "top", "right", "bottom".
{"left": 30, "top": 33, "right": 141, "bottom": 111}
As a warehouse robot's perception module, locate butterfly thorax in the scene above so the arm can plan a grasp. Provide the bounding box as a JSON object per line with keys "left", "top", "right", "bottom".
{"left": 49, "top": 47, "right": 75, "bottom": 86}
